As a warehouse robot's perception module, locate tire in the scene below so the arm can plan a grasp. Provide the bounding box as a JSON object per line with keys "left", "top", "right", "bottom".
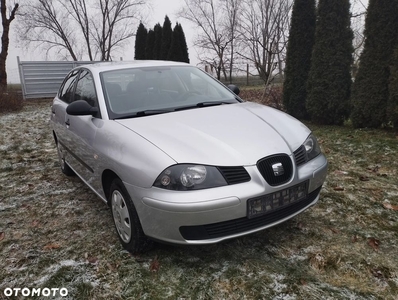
{"left": 56, "top": 141, "right": 75, "bottom": 176}
{"left": 109, "top": 178, "right": 152, "bottom": 254}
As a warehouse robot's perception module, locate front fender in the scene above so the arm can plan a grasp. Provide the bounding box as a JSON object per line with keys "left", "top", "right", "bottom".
{"left": 94, "top": 120, "right": 176, "bottom": 188}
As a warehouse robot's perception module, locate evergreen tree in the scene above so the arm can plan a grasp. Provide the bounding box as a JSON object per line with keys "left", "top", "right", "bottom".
{"left": 388, "top": 47, "right": 398, "bottom": 128}
{"left": 160, "top": 16, "right": 173, "bottom": 60}
{"left": 283, "top": 0, "right": 316, "bottom": 120}
{"left": 145, "top": 29, "right": 155, "bottom": 60}
{"left": 153, "top": 23, "right": 163, "bottom": 60}
{"left": 179, "top": 24, "right": 190, "bottom": 63}
{"left": 168, "top": 24, "right": 183, "bottom": 62}
{"left": 134, "top": 22, "right": 148, "bottom": 60}
{"left": 168, "top": 23, "right": 189, "bottom": 63}
{"left": 306, "top": 0, "right": 353, "bottom": 125}
{"left": 351, "top": 0, "right": 398, "bottom": 128}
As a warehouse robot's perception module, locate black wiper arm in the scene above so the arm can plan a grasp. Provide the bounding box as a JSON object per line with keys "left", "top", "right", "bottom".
{"left": 114, "top": 109, "right": 173, "bottom": 119}
{"left": 175, "top": 100, "right": 235, "bottom": 111}
{"left": 196, "top": 100, "right": 236, "bottom": 107}
{"left": 135, "top": 109, "right": 174, "bottom": 116}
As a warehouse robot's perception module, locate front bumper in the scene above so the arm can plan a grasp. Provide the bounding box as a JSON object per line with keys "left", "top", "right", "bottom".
{"left": 124, "top": 153, "right": 328, "bottom": 245}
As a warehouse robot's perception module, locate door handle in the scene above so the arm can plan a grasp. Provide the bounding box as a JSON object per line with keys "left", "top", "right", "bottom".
{"left": 65, "top": 119, "right": 70, "bottom": 126}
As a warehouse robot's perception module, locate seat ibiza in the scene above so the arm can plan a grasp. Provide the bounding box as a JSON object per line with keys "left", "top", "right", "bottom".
{"left": 50, "top": 61, "right": 328, "bottom": 253}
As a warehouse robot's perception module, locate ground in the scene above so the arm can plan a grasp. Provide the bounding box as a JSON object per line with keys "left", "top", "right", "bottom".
{"left": 0, "top": 99, "right": 397, "bottom": 299}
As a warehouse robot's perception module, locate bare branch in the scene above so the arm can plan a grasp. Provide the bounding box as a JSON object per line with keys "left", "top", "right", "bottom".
{"left": 238, "top": 0, "right": 292, "bottom": 85}
{"left": 17, "top": 0, "right": 147, "bottom": 61}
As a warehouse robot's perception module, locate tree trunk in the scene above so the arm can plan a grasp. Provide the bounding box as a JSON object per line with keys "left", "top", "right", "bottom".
{"left": 0, "top": 1, "right": 19, "bottom": 88}
{"left": 229, "top": 44, "right": 234, "bottom": 84}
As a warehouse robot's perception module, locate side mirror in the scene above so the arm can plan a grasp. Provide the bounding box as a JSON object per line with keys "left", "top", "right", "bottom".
{"left": 228, "top": 84, "right": 240, "bottom": 96}
{"left": 66, "top": 100, "right": 98, "bottom": 116}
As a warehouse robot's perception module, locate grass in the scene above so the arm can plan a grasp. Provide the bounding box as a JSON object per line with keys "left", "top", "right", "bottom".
{"left": 0, "top": 100, "right": 397, "bottom": 299}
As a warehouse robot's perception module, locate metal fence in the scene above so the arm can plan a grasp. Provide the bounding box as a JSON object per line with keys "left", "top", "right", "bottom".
{"left": 17, "top": 58, "right": 272, "bottom": 99}
{"left": 17, "top": 57, "right": 98, "bottom": 99}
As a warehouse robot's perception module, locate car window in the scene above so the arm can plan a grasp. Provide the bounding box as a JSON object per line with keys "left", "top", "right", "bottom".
{"left": 101, "top": 66, "right": 238, "bottom": 119}
{"left": 188, "top": 72, "right": 220, "bottom": 97}
{"left": 74, "top": 70, "right": 98, "bottom": 108}
{"left": 59, "top": 69, "right": 79, "bottom": 103}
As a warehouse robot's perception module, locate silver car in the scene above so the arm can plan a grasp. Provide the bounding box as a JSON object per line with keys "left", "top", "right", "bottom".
{"left": 51, "top": 61, "right": 328, "bottom": 253}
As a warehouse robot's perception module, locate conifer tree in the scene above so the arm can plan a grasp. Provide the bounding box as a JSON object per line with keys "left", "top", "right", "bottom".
{"left": 168, "top": 24, "right": 182, "bottom": 62}
{"left": 153, "top": 23, "right": 163, "bottom": 60}
{"left": 283, "top": 0, "right": 316, "bottom": 120}
{"left": 178, "top": 23, "right": 189, "bottom": 63}
{"left": 145, "top": 29, "right": 155, "bottom": 60}
{"left": 388, "top": 47, "right": 398, "bottom": 128}
{"left": 160, "top": 16, "right": 173, "bottom": 60}
{"left": 306, "top": 0, "right": 353, "bottom": 125}
{"left": 168, "top": 23, "right": 189, "bottom": 63}
{"left": 134, "top": 22, "right": 148, "bottom": 60}
{"left": 351, "top": 0, "right": 398, "bottom": 128}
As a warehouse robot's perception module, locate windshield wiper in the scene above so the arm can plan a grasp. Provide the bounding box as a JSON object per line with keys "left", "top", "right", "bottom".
{"left": 114, "top": 109, "right": 173, "bottom": 119}
{"left": 135, "top": 109, "right": 174, "bottom": 116}
{"left": 175, "top": 100, "right": 236, "bottom": 111}
{"left": 115, "top": 101, "right": 236, "bottom": 119}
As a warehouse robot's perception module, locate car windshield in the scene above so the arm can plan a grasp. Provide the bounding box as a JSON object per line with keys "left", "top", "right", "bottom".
{"left": 100, "top": 66, "right": 240, "bottom": 119}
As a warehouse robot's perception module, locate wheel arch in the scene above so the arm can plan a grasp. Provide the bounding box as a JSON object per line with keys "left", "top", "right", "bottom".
{"left": 102, "top": 169, "right": 121, "bottom": 205}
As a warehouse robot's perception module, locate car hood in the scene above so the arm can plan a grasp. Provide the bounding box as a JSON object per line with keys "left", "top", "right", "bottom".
{"left": 115, "top": 102, "right": 311, "bottom": 166}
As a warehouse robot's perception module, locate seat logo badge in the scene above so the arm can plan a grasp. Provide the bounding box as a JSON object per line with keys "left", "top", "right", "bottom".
{"left": 272, "top": 163, "right": 284, "bottom": 176}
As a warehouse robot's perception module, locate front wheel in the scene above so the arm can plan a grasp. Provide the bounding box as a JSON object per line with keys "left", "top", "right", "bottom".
{"left": 109, "top": 178, "right": 152, "bottom": 253}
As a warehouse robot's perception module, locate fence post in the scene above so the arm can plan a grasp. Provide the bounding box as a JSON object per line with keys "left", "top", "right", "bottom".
{"left": 17, "top": 56, "right": 26, "bottom": 100}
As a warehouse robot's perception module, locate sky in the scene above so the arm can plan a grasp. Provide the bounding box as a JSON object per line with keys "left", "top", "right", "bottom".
{"left": 5, "top": 0, "right": 368, "bottom": 84}
{"left": 5, "top": 0, "right": 197, "bottom": 83}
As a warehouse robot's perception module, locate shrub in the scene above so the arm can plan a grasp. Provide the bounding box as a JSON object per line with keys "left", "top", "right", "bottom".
{"left": 388, "top": 47, "right": 398, "bottom": 128}
{"left": 0, "top": 87, "right": 23, "bottom": 113}
{"left": 350, "top": 0, "right": 398, "bottom": 128}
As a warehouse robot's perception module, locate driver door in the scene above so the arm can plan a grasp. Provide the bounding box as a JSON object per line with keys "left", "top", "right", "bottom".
{"left": 65, "top": 69, "right": 102, "bottom": 185}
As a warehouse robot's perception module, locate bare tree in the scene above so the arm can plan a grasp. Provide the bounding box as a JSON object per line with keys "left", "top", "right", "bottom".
{"left": 221, "top": 0, "right": 242, "bottom": 83}
{"left": 18, "top": 0, "right": 79, "bottom": 60}
{"left": 179, "top": 0, "right": 233, "bottom": 80}
{"left": 0, "top": 0, "right": 19, "bottom": 87}
{"left": 237, "top": 0, "right": 292, "bottom": 88}
{"left": 18, "top": 0, "right": 147, "bottom": 61}
{"left": 61, "top": 0, "right": 94, "bottom": 60}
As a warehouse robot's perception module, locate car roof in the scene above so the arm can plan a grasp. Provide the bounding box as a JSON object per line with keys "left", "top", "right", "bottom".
{"left": 77, "top": 60, "right": 191, "bottom": 73}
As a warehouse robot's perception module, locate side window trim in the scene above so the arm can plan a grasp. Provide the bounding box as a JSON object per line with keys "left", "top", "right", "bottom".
{"left": 58, "top": 69, "right": 80, "bottom": 104}
{"left": 74, "top": 68, "right": 101, "bottom": 118}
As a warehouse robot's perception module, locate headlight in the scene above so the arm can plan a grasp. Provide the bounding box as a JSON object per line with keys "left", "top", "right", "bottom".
{"left": 303, "top": 134, "right": 321, "bottom": 161}
{"left": 153, "top": 164, "right": 227, "bottom": 190}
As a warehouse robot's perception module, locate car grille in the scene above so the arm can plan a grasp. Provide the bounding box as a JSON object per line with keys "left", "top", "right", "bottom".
{"left": 293, "top": 145, "right": 307, "bottom": 166}
{"left": 218, "top": 166, "right": 251, "bottom": 185}
{"left": 257, "top": 154, "right": 293, "bottom": 186}
{"left": 179, "top": 186, "right": 322, "bottom": 241}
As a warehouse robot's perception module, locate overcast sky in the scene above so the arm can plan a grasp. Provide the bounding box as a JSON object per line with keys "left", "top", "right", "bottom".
{"left": 5, "top": 0, "right": 368, "bottom": 83}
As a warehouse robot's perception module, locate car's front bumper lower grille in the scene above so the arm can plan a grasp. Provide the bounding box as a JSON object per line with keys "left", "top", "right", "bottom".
{"left": 179, "top": 186, "right": 322, "bottom": 241}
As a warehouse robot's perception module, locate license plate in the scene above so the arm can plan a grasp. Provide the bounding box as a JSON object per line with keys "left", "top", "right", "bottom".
{"left": 247, "top": 181, "right": 308, "bottom": 219}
